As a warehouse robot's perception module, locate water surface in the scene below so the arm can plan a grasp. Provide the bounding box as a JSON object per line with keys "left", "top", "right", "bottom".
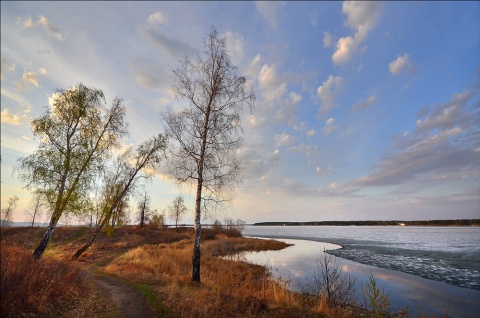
{"left": 243, "top": 225, "right": 480, "bottom": 290}
{"left": 236, "top": 237, "right": 480, "bottom": 318}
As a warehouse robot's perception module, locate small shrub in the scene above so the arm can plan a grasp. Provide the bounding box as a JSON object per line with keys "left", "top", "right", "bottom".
{"left": 363, "top": 271, "right": 391, "bottom": 318}
{"left": 203, "top": 220, "right": 243, "bottom": 241}
{"left": 306, "top": 250, "right": 356, "bottom": 307}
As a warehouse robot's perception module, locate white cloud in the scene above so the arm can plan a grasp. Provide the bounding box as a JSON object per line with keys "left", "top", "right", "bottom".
{"left": 147, "top": 12, "right": 169, "bottom": 25}
{"left": 389, "top": 53, "right": 415, "bottom": 75}
{"left": 323, "top": 31, "right": 333, "bottom": 48}
{"left": 23, "top": 16, "right": 34, "bottom": 29}
{"left": 1, "top": 88, "right": 30, "bottom": 106}
{"left": 1, "top": 59, "right": 16, "bottom": 81}
{"left": 248, "top": 114, "right": 267, "bottom": 128}
{"left": 38, "top": 67, "right": 47, "bottom": 75}
{"left": 245, "top": 54, "right": 262, "bottom": 80}
{"left": 317, "top": 75, "right": 343, "bottom": 114}
{"left": 258, "top": 64, "right": 278, "bottom": 88}
{"left": 258, "top": 64, "right": 287, "bottom": 101}
{"left": 237, "top": 146, "right": 282, "bottom": 181}
{"left": 38, "top": 16, "right": 65, "bottom": 41}
{"left": 415, "top": 90, "right": 474, "bottom": 133}
{"left": 275, "top": 92, "right": 302, "bottom": 123}
{"left": 321, "top": 117, "right": 337, "bottom": 135}
{"left": 224, "top": 31, "right": 245, "bottom": 65}
{"left": 19, "top": 15, "right": 65, "bottom": 40}
{"left": 1, "top": 109, "right": 21, "bottom": 125}
{"left": 307, "top": 129, "right": 316, "bottom": 137}
{"left": 332, "top": 1, "right": 381, "bottom": 65}
{"left": 289, "top": 144, "right": 318, "bottom": 156}
{"left": 353, "top": 129, "right": 478, "bottom": 187}
{"left": 352, "top": 89, "right": 479, "bottom": 188}
{"left": 332, "top": 36, "right": 356, "bottom": 65}
{"left": 255, "top": 1, "right": 281, "bottom": 29}
{"left": 274, "top": 131, "right": 296, "bottom": 147}
{"left": 352, "top": 95, "right": 377, "bottom": 111}
{"left": 15, "top": 70, "right": 42, "bottom": 92}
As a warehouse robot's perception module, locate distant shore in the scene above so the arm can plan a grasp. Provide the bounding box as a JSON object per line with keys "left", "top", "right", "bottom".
{"left": 253, "top": 219, "right": 480, "bottom": 226}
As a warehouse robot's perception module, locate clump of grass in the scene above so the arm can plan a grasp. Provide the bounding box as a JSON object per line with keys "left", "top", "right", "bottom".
{"left": 0, "top": 240, "right": 86, "bottom": 317}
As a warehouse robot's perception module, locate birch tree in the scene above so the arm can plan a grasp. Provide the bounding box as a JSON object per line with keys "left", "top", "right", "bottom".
{"left": 16, "top": 83, "right": 128, "bottom": 259}
{"left": 168, "top": 195, "right": 187, "bottom": 232}
{"left": 26, "top": 194, "right": 44, "bottom": 227}
{"left": 72, "top": 134, "right": 166, "bottom": 260}
{"left": 162, "top": 27, "right": 255, "bottom": 282}
{"left": 1, "top": 196, "right": 18, "bottom": 227}
{"left": 137, "top": 190, "right": 151, "bottom": 228}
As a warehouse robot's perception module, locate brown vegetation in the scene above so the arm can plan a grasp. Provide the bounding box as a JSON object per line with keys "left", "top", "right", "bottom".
{"left": 0, "top": 225, "right": 429, "bottom": 317}
{"left": 0, "top": 240, "right": 107, "bottom": 317}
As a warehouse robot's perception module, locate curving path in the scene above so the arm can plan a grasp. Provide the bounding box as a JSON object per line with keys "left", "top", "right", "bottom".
{"left": 92, "top": 274, "right": 155, "bottom": 318}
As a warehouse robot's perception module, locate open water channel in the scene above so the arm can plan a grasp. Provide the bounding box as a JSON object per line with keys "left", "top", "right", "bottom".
{"left": 238, "top": 225, "right": 480, "bottom": 317}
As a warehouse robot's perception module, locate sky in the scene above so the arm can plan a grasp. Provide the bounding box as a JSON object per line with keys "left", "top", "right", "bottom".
{"left": 1, "top": 1, "right": 479, "bottom": 224}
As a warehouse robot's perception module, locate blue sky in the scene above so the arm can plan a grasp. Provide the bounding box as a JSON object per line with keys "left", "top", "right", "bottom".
{"left": 1, "top": 1, "right": 479, "bottom": 224}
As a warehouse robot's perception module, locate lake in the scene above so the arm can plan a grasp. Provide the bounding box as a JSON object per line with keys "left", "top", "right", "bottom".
{"left": 240, "top": 225, "right": 480, "bottom": 317}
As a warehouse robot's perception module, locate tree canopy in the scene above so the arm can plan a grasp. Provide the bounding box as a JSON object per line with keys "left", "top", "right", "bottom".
{"left": 17, "top": 83, "right": 128, "bottom": 258}
{"left": 162, "top": 27, "right": 255, "bottom": 282}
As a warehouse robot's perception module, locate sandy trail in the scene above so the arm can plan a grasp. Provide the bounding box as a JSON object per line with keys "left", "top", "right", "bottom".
{"left": 91, "top": 274, "right": 155, "bottom": 318}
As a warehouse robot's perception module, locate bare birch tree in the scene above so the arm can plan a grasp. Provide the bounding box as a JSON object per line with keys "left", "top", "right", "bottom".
{"left": 26, "top": 194, "right": 44, "bottom": 227}
{"left": 137, "top": 190, "right": 151, "bottom": 228}
{"left": 162, "top": 27, "right": 255, "bottom": 282}
{"left": 16, "top": 83, "right": 128, "bottom": 259}
{"left": 1, "top": 196, "right": 18, "bottom": 227}
{"left": 72, "top": 134, "right": 166, "bottom": 260}
{"left": 168, "top": 195, "right": 187, "bottom": 232}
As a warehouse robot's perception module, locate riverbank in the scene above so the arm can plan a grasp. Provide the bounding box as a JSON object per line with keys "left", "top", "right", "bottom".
{"left": 239, "top": 237, "right": 480, "bottom": 318}
{"left": 1, "top": 225, "right": 354, "bottom": 317}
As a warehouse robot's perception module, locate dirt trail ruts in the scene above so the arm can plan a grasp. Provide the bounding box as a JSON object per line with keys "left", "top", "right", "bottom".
{"left": 92, "top": 274, "right": 155, "bottom": 318}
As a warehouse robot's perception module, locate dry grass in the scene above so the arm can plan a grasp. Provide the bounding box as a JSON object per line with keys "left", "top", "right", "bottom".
{"left": 0, "top": 240, "right": 110, "bottom": 317}
{"left": 105, "top": 236, "right": 329, "bottom": 317}
{"left": 1, "top": 226, "right": 408, "bottom": 317}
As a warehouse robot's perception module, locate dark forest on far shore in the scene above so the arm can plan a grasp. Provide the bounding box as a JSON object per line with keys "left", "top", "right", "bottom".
{"left": 253, "top": 219, "right": 480, "bottom": 226}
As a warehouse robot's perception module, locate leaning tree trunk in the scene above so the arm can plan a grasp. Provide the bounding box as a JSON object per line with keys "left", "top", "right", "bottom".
{"left": 33, "top": 219, "right": 58, "bottom": 259}
{"left": 72, "top": 218, "right": 107, "bottom": 260}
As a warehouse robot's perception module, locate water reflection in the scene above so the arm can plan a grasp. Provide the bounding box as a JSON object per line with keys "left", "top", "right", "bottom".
{"left": 232, "top": 237, "right": 480, "bottom": 318}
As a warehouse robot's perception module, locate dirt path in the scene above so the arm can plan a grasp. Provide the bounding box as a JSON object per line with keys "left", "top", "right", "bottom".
{"left": 91, "top": 273, "right": 155, "bottom": 318}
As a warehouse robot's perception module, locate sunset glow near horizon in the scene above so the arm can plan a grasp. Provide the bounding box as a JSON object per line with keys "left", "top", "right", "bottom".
{"left": 1, "top": 1, "right": 479, "bottom": 224}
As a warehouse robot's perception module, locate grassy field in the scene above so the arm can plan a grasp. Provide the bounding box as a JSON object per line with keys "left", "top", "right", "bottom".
{"left": 1, "top": 225, "right": 414, "bottom": 317}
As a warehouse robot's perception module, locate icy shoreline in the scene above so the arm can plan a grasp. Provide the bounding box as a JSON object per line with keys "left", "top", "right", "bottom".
{"left": 243, "top": 225, "right": 480, "bottom": 291}
{"left": 241, "top": 236, "right": 480, "bottom": 318}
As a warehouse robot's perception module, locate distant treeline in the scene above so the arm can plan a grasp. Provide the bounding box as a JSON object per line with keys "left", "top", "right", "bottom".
{"left": 253, "top": 219, "right": 480, "bottom": 226}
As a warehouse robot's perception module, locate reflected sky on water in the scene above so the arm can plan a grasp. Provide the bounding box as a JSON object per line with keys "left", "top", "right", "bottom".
{"left": 233, "top": 237, "right": 480, "bottom": 318}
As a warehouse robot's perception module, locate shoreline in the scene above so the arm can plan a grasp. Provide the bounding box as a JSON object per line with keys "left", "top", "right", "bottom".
{"left": 242, "top": 236, "right": 480, "bottom": 318}
{"left": 253, "top": 219, "right": 480, "bottom": 227}
{"left": 245, "top": 232, "right": 480, "bottom": 291}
